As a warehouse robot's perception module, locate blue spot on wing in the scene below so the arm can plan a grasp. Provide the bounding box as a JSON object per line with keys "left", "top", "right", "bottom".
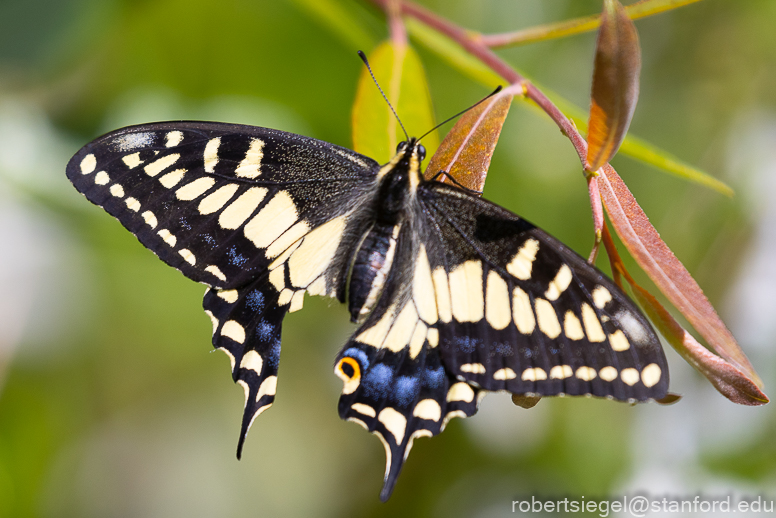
{"left": 392, "top": 376, "right": 420, "bottom": 407}
{"left": 422, "top": 366, "right": 445, "bottom": 389}
{"left": 227, "top": 246, "right": 248, "bottom": 266}
{"left": 363, "top": 364, "right": 393, "bottom": 400}
{"left": 245, "top": 290, "right": 264, "bottom": 312}
{"left": 342, "top": 347, "right": 370, "bottom": 370}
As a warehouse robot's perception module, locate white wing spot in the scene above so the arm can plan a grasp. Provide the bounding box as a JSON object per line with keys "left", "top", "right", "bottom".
{"left": 198, "top": 184, "right": 239, "bottom": 215}
{"left": 460, "top": 363, "right": 486, "bottom": 374}
{"left": 122, "top": 152, "right": 143, "bottom": 169}
{"left": 221, "top": 320, "right": 246, "bottom": 344}
{"left": 592, "top": 286, "right": 612, "bottom": 309}
{"left": 506, "top": 238, "right": 540, "bottom": 280}
{"left": 176, "top": 177, "right": 215, "bottom": 200}
{"left": 521, "top": 368, "right": 547, "bottom": 381}
{"left": 493, "top": 368, "right": 516, "bottom": 380}
{"left": 109, "top": 184, "right": 125, "bottom": 198}
{"left": 125, "top": 197, "right": 141, "bottom": 211}
{"left": 219, "top": 187, "right": 268, "bottom": 230}
{"left": 609, "top": 330, "right": 630, "bottom": 352}
{"left": 563, "top": 311, "right": 585, "bottom": 340}
{"left": 235, "top": 138, "right": 265, "bottom": 179}
{"left": 446, "top": 382, "right": 475, "bottom": 403}
{"left": 204, "top": 265, "right": 226, "bottom": 282}
{"left": 244, "top": 191, "right": 299, "bottom": 249}
{"left": 545, "top": 264, "right": 573, "bottom": 301}
{"left": 165, "top": 130, "right": 183, "bottom": 147}
{"left": 240, "top": 350, "right": 263, "bottom": 374}
{"left": 113, "top": 132, "right": 154, "bottom": 152}
{"left": 80, "top": 154, "right": 96, "bottom": 174}
{"left": 621, "top": 368, "right": 640, "bottom": 386}
{"left": 549, "top": 365, "right": 573, "bottom": 379}
{"left": 413, "top": 399, "right": 442, "bottom": 421}
{"left": 257, "top": 376, "right": 277, "bottom": 400}
{"left": 581, "top": 303, "right": 606, "bottom": 342}
{"left": 535, "top": 298, "right": 561, "bottom": 339}
{"left": 159, "top": 169, "right": 186, "bottom": 188}
{"left": 351, "top": 403, "right": 376, "bottom": 417}
{"left": 378, "top": 407, "right": 407, "bottom": 444}
{"left": 449, "top": 260, "right": 484, "bottom": 323}
{"left": 204, "top": 137, "right": 221, "bottom": 173}
{"left": 94, "top": 171, "right": 110, "bottom": 185}
{"left": 157, "top": 229, "right": 176, "bottom": 247}
{"left": 142, "top": 211, "right": 158, "bottom": 228}
{"left": 575, "top": 366, "right": 597, "bottom": 381}
{"left": 599, "top": 366, "right": 618, "bottom": 382}
{"left": 641, "top": 364, "right": 662, "bottom": 388}
{"left": 144, "top": 153, "right": 180, "bottom": 177}
{"left": 178, "top": 248, "right": 196, "bottom": 265}
{"left": 512, "top": 287, "right": 536, "bottom": 334}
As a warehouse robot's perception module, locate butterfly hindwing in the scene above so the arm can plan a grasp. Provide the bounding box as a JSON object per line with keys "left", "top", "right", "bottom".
{"left": 418, "top": 183, "right": 669, "bottom": 401}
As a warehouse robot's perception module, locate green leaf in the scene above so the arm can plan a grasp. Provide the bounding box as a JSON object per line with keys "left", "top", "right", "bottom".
{"left": 351, "top": 41, "right": 438, "bottom": 165}
{"left": 287, "top": 0, "right": 376, "bottom": 50}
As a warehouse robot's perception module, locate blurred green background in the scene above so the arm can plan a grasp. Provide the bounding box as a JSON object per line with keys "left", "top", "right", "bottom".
{"left": 1, "top": 0, "right": 775, "bottom": 516}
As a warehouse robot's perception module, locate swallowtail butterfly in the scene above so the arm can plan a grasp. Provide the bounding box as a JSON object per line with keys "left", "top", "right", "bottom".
{"left": 67, "top": 121, "right": 668, "bottom": 501}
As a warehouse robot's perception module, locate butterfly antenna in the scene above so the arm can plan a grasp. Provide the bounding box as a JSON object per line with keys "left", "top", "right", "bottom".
{"left": 357, "top": 50, "right": 409, "bottom": 141}
{"left": 418, "top": 85, "right": 503, "bottom": 142}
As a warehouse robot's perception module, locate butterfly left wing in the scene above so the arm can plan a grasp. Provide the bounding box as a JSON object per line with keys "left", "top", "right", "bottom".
{"left": 417, "top": 182, "right": 669, "bottom": 402}
{"left": 67, "top": 122, "right": 381, "bottom": 453}
{"left": 334, "top": 226, "right": 481, "bottom": 501}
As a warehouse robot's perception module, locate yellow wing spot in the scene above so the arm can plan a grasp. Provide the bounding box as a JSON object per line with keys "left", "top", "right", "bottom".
{"left": 521, "top": 367, "right": 548, "bottom": 381}
{"left": 94, "top": 171, "right": 110, "bottom": 185}
{"left": 144, "top": 153, "right": 180, "bottom": 177}
{"left": 198, "top": 184, "right": 239, "bottom": 215}
{"left": 549, "top": 365, "right": 573, "bottom": 379}
{"left": 609, "top": 330, "right": 631, "bottom": 352}
{"left": 287, "top": 216, "right": 346, "bottom": 288}
{"left": 545, "top": 264, "right": 573, "bottom": 301}
{"left": 563, "top": 311, "right": 585, "bottom": 340}
{"left": 426, "top": 328, "right": 439, "bottom": 347}
{"left": 217, "top": 289, "right": 238, "bottom": 303}
{"left": 157, "top": 229, "right": 177, "bottom": 247}
{"left": 176, "top": 177, "right": 215, "bottom": 201}
{"left": 165, "top": 130, "right": 183, "bottom": 147}
{"left": 306, "top": 276, "right": 327, "bottom": 297}
{"left": 122, "top": 152, "right": 142, "bottom": 169}
{"left": 535, "top": 298, "right": 561, "bottom": 339}
{"left": 413, "top": 245, "right": 438, "bottom": 324}
{"left": 460, "top": 363, "right": 486, "bottom": 374}
{"left": 204, "top": 309, "right": 219, "bottom": 336}
{"left": 80, "top": 154, "right": 96, "bottom": 174}
{"left": 266, "top": 221, "right": 310, "bottom": 259}
{"left": 109, "top": 184, "right": 124, "bottom": 198}
{"left": 289, "top": 290, "right": 305, "bottom": 313}
{"left": 621, "top": 368, "right": 640, "bottom": 386}
{"left": 219, "top": 187, "right": 268, "bottom": 230}
{"left": 125, "top": 197, "right": 141, "bottom": 212}
{"left": 599, "top": 366, "right": 618, "bottom": 382}
{"left": 378, "top": 408, "right": 407, "bottom": 444}
{"left": 356, "top": 303, "right": 396, "bottom": 348}
{"left": 142, "top": 211, "right": 157, "bottom": 228}
{"left": 512, "top": 287, "right": 536, "bottom": 334}
{"left": 506, "top": 238, "right": 540, "bottom": 280}
{"left": 581, "top": 303, "right": 606, "bottom": 342}
{"left": 204, "top": 265, "right": 227, "bottom": 282}
{"left": 221, "top": 320, "right": 246, "bottom": 344}
{"left": 446, "top": 382, "right": 475, "bottom": 403}
{"left": 178, "top": 248, "right": 196, "bottom": 266}
{"left": 240, "top": 350, "right": 263, "bottom": 374}
{"left": 485, "top": 270, "right": 511, "bottom": 330}
{"left": 575, "top": 366, "right": 597, "bottom": 381}
{"left": 351, "top": 403, "right": 376, "bottom": 417}
{"left": 383, "top": 303, "right": 419, "bottom": 353}
{"left": 592, "top": 285, "right": 612, "bottom": 308}
{"left": 244, "top": 191, "right": 299, "bottom": 249}
{"left": 335, "top": 357, "right": 362, "bottom": 395}
{"left": 413, "top": 399, "right": 442, "bottom": 421}
{"left": 257, "top": 375, "right": 277, "bottom": 401}
{"left": 159, "top": 168, "right": 186, "bottom": 188}
{"left": 235, "top": 138, "right": 265, "bottom": 179}
{"left": 431, "top": 267, "right": 452, "bottom": 323}
{"left": 408, "top": 320, "right": 427, "bottom": 360}
{"left": 449, "top": 260, "right": 484, "bottom": 323}
{"left": 641, "top": 363, "right": 662, "bottom": 388}
{"left": 493, "top": 368, "right": 516, "bottom": 380}
{"left": 278, "top": 288, "right": 294, "bottom": 306}
{"left": 203, "top": 137, "right": 221, "bottom": 173}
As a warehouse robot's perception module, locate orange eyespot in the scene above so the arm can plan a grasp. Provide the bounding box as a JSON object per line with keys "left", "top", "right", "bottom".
{"left": 335, "top": 357, "right": 361, "bottom": 381}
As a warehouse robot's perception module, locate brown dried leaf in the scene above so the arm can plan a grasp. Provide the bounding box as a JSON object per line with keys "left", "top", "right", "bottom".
{"left": 424, "top": 84, "right": 520, "bottom": 192}
{"left": 511, "top": 394, "right": 542, "bottom": 409}
{"left": 601, "top": 224, "right": 767, "bottom": 405}
{"left": 597, "top": 165, "right": 762, "bottom": 387}
{"left": 586, "top": 0, "right": 641, "bottom": 172}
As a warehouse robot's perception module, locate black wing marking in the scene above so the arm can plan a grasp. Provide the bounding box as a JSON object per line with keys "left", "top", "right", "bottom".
{"left": 417, "top": 182, "right": 669, "bottom": 401}
{"left": 203, "top": 275, "right": 288, "bottom": 457}
{"left": 334, "top": 228, "right": 480, "bottom": 501}
{"left": 66, "top": 121, "right": 379, "bottom": 290}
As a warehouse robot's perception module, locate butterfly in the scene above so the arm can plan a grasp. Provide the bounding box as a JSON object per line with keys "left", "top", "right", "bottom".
{"left": 67, "top": 120, "right": 669, "bottom": 501}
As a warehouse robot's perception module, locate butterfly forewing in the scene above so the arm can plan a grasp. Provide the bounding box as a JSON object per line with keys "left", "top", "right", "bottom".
{"left": 418, "top": 183, "right": 669, "bottom": 401}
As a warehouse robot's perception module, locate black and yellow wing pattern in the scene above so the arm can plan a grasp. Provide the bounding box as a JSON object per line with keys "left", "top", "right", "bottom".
{"left": 67, "top": 123, "right": 668, "bottom": 501}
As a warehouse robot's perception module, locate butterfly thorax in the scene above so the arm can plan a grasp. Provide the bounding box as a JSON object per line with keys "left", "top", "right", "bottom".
{"left": 348, "top": 139, "right": 425, "bottom": 323}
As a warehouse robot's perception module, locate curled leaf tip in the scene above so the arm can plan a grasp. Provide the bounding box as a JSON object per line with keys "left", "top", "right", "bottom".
{"left": 512, "top": 394, "right": 542, "bottom": 409}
